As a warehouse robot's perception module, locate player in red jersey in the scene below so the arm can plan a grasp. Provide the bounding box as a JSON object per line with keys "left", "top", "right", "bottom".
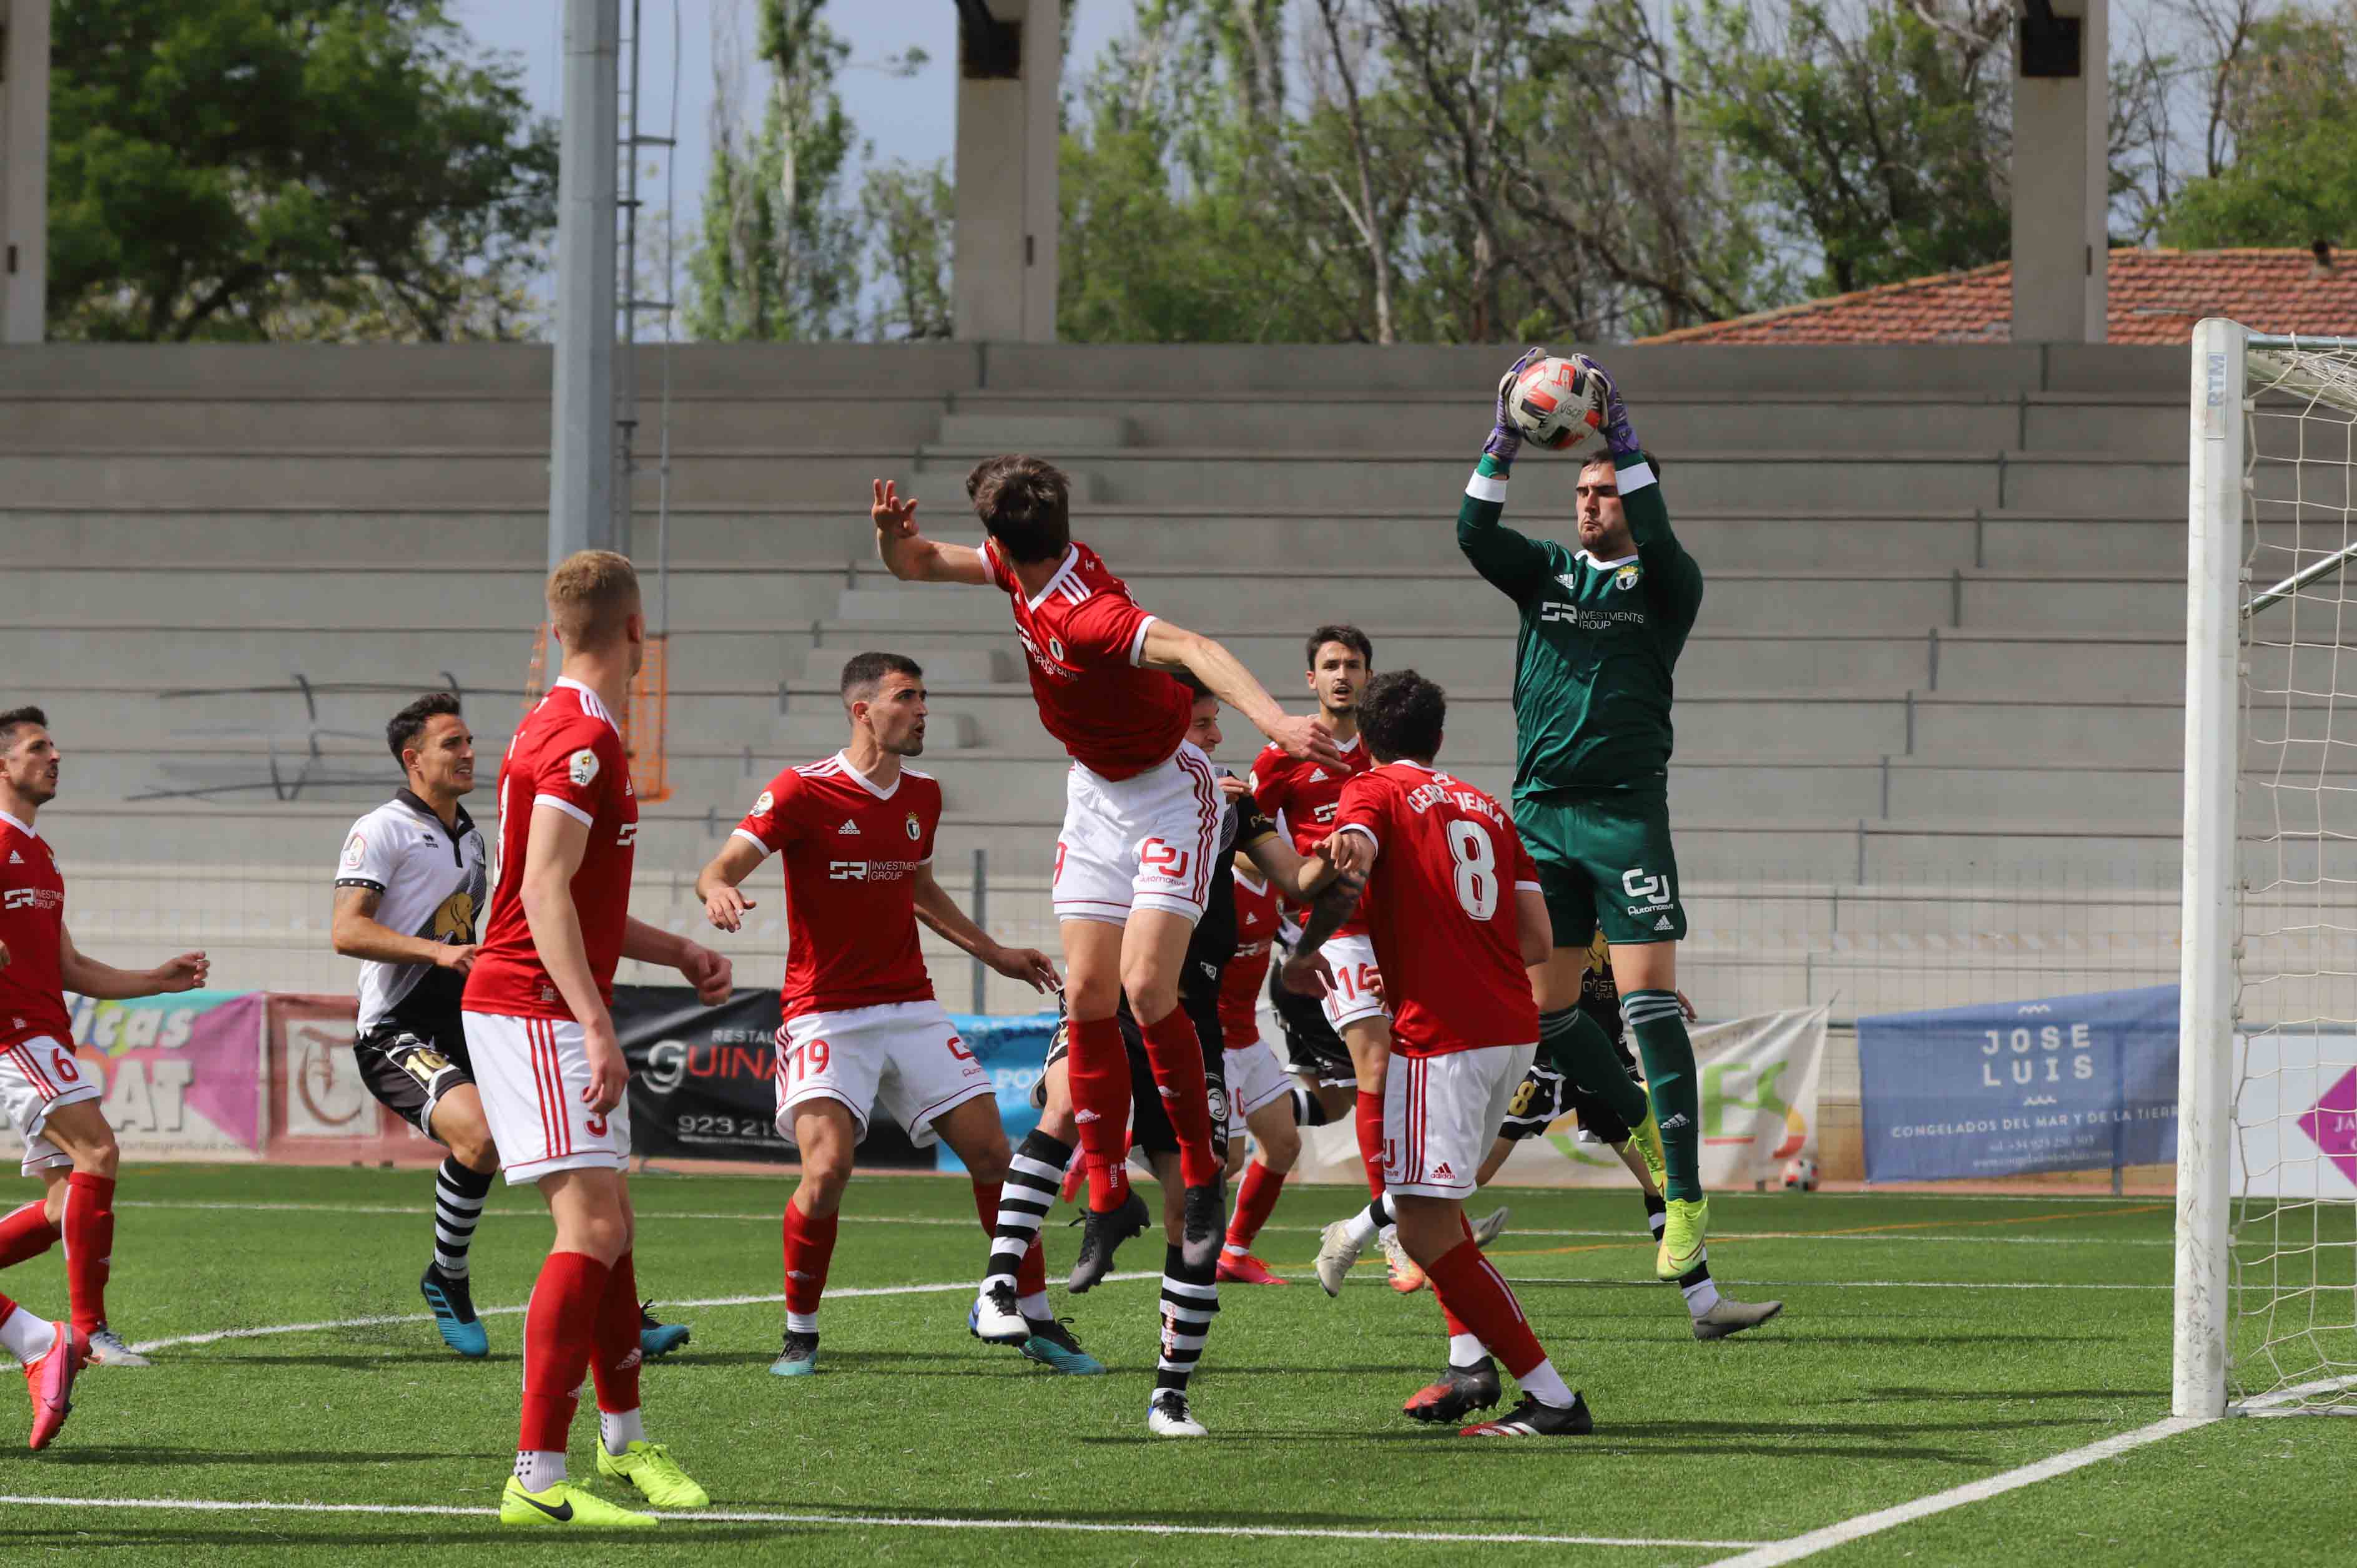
{"left": 1282, "top": 671, "right": 1594, "bottom": 1436}
{"left": 0, "top": 705, "right": 208, "bottom": 1373}
{"left": 1249, "top": 622, "right": 1434, "bottom": 1293}
{"left": 871, "top": 459, "right": 1341, "bottom": 1436}
{"left": 692, "top": 651, "right": 1082, "bottom": 1378}
{"left": 461, "top": 554, "right": 734, "bottom": 1528}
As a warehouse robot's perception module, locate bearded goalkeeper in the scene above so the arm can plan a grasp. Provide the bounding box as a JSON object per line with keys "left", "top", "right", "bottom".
{"left": 1458, "top": 348, "right": 1711, "bottom": 1281}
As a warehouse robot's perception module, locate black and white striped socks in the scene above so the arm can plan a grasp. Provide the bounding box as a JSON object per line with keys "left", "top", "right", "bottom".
{"left": 1154, "top": 1243, "right": 1220, "bottom": 1395}
{"left": 433, "top": 1157, "right": 493, "bottom": 1278}
{"left": 983, "top": 1129, "right": 1072, "bottom": 1291}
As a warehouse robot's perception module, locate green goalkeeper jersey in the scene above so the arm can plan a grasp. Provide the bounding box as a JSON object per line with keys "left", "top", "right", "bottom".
{"left": 1457, "top": 451, "right": 1703, "bottom": 797}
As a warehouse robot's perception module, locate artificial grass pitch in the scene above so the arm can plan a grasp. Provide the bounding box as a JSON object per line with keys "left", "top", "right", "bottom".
{"left": 0, "top": 1164, "right": 2346, "bottom": 1566}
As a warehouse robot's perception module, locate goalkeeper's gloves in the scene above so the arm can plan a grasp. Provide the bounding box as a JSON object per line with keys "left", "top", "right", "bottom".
{"left": 1484, "top": 345, "right": 1547, "bottom": 471}
{"left": 1580, "top": 355, "right": 1643, "bottom": 460}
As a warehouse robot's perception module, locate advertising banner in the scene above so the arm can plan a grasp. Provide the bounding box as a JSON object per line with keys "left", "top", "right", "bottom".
{"left": 263, "top": 992, "right": 445, "bottom": 1164}
{"left": 2231, "top": 1031, "right": 2357, "bottom": 1200}
{"left": 1294, "top": 1007, "right": 1829, "bottom": 1189}
{"left": 611, "top": 991, "right": 1062, "bottom": 1169}
{"left": 1858, "top": 985, "right": 2178, "bottom": 1183}
{"left": 61, "top": 989, "right": 264, "bottom": 1158}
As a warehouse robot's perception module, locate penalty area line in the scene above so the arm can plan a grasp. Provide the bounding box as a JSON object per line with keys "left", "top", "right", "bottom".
{"left": 1698, "top": 1375, "right": 2357, "bottom": 1567}
{"left": 127, "top": 1274, "right": 1158, "bottom": 1353}
{"left": 0, "top": 1494, "right": 1763, "bottom": 1549}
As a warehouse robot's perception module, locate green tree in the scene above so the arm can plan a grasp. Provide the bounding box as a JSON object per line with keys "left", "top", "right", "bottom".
{"left": 687, "top": 0, "right": 860, "bottom": 341}
{"left": 859, "top": 159, "right": 954, "bottom": 340}
{"left": 1680, "top": 0, "right": 2014, "bottom": 296}
{"left": 2163, "top": 9, "right": 2357, "bottom": 248}
{"left": 46, "top": 0, "right": 556, "bottom": 341}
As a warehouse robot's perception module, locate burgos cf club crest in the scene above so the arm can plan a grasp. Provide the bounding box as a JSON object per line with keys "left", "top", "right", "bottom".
{"left": 1613, "top": 564, "right": 1641, "bottom": 592}
{"left": 904, "top": 811, "right": 922, "bottom": 841}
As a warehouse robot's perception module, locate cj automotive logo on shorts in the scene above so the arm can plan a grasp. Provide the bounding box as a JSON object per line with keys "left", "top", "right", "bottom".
{"left": 829, "top": 859, "right": 922, "bottom": 882}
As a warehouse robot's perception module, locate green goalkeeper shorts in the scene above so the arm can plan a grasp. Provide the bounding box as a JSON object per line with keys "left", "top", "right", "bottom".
{"left": 1513, "top": 787, "right": 1688, "bottom": 949}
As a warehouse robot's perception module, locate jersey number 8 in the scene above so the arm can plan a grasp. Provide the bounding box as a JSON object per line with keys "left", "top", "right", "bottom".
{"left": 1447, "top": 820, "right": 1498, "bottom": 920}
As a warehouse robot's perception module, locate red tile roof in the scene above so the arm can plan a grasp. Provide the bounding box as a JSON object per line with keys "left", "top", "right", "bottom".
{"left": 1638, "top": 249, "right": 2357, "bottom": 345}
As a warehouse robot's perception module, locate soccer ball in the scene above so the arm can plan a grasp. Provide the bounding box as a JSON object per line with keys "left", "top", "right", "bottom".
{"left": 1781, "top": 1157, "right": 1819, "bottom": 1193}
{"left": 1505, "top": 355, "right": 1610, "bottom": 454}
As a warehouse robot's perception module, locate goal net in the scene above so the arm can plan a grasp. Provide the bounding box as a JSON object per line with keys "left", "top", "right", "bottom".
{"left": 2177, "top": 323, "right": 2357, "bottom": 1418}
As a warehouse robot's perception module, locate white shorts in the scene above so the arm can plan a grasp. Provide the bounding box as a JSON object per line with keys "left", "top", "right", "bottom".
{"left": 1054, "top": 743, "right": 1224, "bottom": 925}
{"left": 0, "top": 1036, "right": 101, "bottom": 1176}
{"left": 774, "top": 999, "right": 991, "bottom": 1149}
{"left": 463, "top": 1012, "right": 633, "bottom": 1186}
{"left": 1223, "top": 1035, "right": 1294, "bottom": 1125}
{"left": 1317, "top": 933, "right": 1390, "bottom": 1031}
{"left": 1383, "top": 1044, "right": 1537, "bottom": 1200}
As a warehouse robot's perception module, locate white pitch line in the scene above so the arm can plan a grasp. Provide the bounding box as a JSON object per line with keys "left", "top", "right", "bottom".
{"left": 117, "top": 1200, "right": 2171, "bottom": 1245}
{"left": 0, "top": 1494, "right": 1762, "bottom": 1550}
{"left": 128, "top": 1274, "right": 1155, "bottom": 1353}
{"left": 1698, "top": 1374, "right": 2357, "bottom": 1567}
{"left": 1495, "top": 1276, "right": 2171, "bottom": 1291}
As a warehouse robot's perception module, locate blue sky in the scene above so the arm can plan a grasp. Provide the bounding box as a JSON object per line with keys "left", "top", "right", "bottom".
{"left": 446, "top": 1, "right": 1130, "bottom": 316}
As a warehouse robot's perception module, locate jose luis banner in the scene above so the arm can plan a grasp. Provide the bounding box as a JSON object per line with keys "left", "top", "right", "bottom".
{"left": 1858, "top": 984, "right": 2178, "bottom": 1183}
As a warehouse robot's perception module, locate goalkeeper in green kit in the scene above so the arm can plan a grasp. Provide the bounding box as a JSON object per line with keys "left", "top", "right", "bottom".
{"left": 1459, "top": 346, "right": 1715, "bottom": 1283}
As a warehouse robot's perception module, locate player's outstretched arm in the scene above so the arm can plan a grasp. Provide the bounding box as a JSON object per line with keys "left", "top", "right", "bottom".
{"left": 694, "top": 836, "right": 767, "bottom": 933}
{"left": 871, "top": 478, "right": 992, "bottom": 586}
{"left": 622, "top": 917, "right": 734, "bottom": 1006}
{"left": 910, "top": 865, "right": 1060, "bottom": 992}
{"left": 1579, "top": 356, "right": 1702, "bottom": 628}
{"left": 1139, "top": 620, "right": 1344, "bottom": 770}
{"left": 1459, "top": 346, "right": 1556, "bottom": 602}
{"left": 57, "top": 926, "right": 207, "bottom": 999}
{"left": 332, "top": 885, "right": 476, "bottom": 972}
{"left": 1515, "top": 886, "right": 1553, "bottom": 971}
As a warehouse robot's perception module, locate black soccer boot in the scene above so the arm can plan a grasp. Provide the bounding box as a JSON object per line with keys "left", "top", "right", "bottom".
{"left": 1459, "top": 1390, "right": 1595, "bottom": 1437}
{"left": 1402, "top": 1356, "right": 1500, "bottom": 1424}
{"left": 1067, "top": 1187, "right": 1151, "bottom": 1293}
{"left": 1178, "top": 1175, "right": 1229, "bottom": 1275}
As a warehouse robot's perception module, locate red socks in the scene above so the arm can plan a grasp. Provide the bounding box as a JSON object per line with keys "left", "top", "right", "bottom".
{"left": 1223, "top": 1160, "right": 1286, "bottom": 1253}
{"left": 590, "top": 1251, "right": 642, "bottom": 1417}
{"left": 972, "top": 1181, "right": 1047, "bottom": 1298}
{"left": 62, "top": 1174, "right": 114, "bottom": 1335}
{"left": 1065, "top": 1015, "right": 1133, "bottom": 1212}
{"left": 1138, "top": 1006, "right": 1220, "bottom": 1187}
{"left": 1424, "top": 1238, "right": 1546, "bottom": 1380}
{"left": 1353, "top": 1092, "right": 1387, "bottom": 1198}
{"left": 520, "top": 1250, "right": 611, "bottom": 1453}
{"left": 781, "top": 1200, "right": 839, "bottom": 1320}
{"left": 0, "top": 1200, "right": 60, "bottom": 1270}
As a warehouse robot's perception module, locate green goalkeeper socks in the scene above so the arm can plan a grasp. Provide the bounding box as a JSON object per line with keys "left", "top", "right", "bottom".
{"left": 1537, "top": 1008, "right": 1646, "bottom": 1130}
{"left": 1623, "top": 989, "right": 1701, "bottom": 1201}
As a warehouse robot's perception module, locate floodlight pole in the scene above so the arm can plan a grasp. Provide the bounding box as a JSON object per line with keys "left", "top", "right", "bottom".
{"left": 550, "top": 0, "right": 624, "bottom": 570}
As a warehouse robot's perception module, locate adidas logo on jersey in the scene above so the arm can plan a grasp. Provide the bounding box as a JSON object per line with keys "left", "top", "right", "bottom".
{"left": 837, "top": 820, "right": 861, "bottom": 835}
{"left": 5, "top": 851, "right": 18, "bottom": 865}
{"left": 1307, "top": 768, "right": 1329, "bottom": 781}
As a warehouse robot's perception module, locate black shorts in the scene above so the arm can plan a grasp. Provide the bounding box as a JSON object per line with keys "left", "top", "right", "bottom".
{"left": 1267, "top": 949, "right": 1354, "bottom": 1087}
{"left": 1497, "top": 1063, "right": 1635, "bottom": 1146}
{"left": 353, "top": 1024, "right": 475, "bottom": 1142}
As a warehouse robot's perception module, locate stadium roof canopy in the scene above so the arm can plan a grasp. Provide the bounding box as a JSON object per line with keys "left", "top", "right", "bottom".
{"left": 1638, "top": 247, "right": 2357, "bottom": 347}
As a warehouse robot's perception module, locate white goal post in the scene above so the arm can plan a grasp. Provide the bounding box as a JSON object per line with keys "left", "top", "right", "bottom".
{"left": 2176, "top": 320, "right": 2357, "bottom": 1419}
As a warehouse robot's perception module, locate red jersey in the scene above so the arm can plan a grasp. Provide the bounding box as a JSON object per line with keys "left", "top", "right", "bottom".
{"left": 983, "top": 537, "right": 1191, "bottom": 780}
{"left": 1250, "top": 734, "right": 1374, "bottom": 936}
{"left": 1330, "top": 762, "right": 1542, "bottom": 1057}
{"left": 0, "top": 811, "right": 69, "bottom": 1050}
{"left": 464, "top": 679, "right": 639, "bottom": 1021}
{"left": 1218, "top": 868, "right": 1282, "bottom": 1047}
{"left": 734, "top": 752, "right": 940, "bottom": 1023}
